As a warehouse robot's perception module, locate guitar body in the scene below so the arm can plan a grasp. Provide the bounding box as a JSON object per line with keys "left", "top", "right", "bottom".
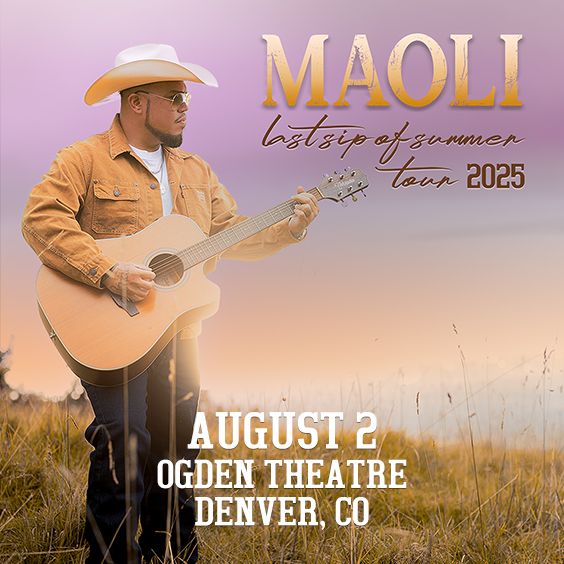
{"left": 34, "top": 169, "right": 369, "bottom": 388}
{"left": 36, "top": 214, "right": 220, "bottom": 387}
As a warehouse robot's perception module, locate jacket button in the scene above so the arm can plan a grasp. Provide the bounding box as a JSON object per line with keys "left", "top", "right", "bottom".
{"left": 150, "top": 182, "right": 157, "bottom": 189}
{"left": 113, "top": 188, "right": 121, "bottom": 197}
{"left": 89, "top": 267, "right": 98, "bottom": 276}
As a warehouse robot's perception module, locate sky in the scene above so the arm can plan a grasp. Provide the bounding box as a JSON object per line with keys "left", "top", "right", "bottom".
{"left": 1, "top": 0, "right": 563, "bottom": 440}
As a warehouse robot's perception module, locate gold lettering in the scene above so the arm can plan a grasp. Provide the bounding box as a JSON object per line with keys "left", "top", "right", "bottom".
{"left": 335, "top": 35, "right": 390, "bottom": 107}
{"left": 262, "top": 34, "right": 329, "bottom": 107}
{"left": 387, "top": 34, "right": 447, "bottom": 108}
{"left": 450, "top": 34, "right": 495, "bottom": 106}
{"left": 500, "top": 34, "right": 523, "bottom": 107}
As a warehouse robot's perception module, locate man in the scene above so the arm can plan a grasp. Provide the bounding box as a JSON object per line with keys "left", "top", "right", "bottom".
{"left": 21, "top": 44, "right": 319, "bottom": 563}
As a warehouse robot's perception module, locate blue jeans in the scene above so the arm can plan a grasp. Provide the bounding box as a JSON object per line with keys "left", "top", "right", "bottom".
{"left": 82, "top": 336, "right": 200, "bottom": 563}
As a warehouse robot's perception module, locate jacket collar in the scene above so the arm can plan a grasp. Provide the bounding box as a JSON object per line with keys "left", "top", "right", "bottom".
{"left": 107, "top": 114, "right": 188, "bottom": 160}
{"left": 108, "top": 114, "right": 131, "bottom": 159}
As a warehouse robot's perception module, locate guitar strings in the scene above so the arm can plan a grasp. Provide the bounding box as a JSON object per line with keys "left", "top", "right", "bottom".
{"left": 148, "top": 207, "right": 287, "bottom": 276}
{"left": 148, "top": 198, "right": 297, "bottom": 271}
{"left": 148, "top": 182, "right": 333, "bottom": 276}
{"left": 146, "top": 193, "right": 320, "bottom": 277}
{"left": 147, "top": 204, "right": 294, "bottom": 275}
{"left": 149, "top": 187, "right": 327, "bottom": 276}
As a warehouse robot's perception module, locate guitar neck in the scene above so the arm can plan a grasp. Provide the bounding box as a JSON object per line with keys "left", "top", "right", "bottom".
{"left": 181, "top": 187, "right": 323, "bottom": 268}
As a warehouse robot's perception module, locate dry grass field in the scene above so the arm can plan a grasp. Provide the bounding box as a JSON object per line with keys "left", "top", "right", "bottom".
{"left": 1, "top": 395, "right": 562, "bottom": 563}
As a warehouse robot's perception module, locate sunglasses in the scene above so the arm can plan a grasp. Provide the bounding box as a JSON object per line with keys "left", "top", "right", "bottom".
{"left": 135, "top": 90, "right": 191, "bottom": 110}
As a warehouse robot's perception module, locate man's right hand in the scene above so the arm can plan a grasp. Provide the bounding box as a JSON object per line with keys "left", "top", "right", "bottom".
{"left": 101, "top": 262, "right": 156, "bottom": 302}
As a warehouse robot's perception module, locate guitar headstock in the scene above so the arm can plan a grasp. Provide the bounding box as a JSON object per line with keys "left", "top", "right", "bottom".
{"left": 315, "top": 168, "right": 369, "bottom": 204}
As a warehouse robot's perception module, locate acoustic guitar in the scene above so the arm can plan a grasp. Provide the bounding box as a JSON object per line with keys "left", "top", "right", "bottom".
{"left": 36, "top": 168, "right": 369, "bottom": 386}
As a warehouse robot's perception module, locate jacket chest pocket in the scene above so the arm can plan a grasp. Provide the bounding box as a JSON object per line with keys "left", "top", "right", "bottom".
{"left": 179, "top": 183, "right": 211, "bottom": 235}
{"left": 91, "top": 182, "right": 140, "bottom": 235}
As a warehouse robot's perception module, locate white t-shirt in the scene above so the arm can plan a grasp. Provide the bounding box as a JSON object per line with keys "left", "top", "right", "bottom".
{"left": 130, "top": 145, "right": 173, "bottom": 216}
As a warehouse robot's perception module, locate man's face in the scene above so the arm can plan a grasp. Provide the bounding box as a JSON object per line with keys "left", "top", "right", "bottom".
{"left": 137, "top": 81, "right": 188, "bottom": 147}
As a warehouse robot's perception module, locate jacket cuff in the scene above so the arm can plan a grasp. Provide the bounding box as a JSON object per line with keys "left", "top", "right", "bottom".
{"left": 89, "top": 255, "right": 118, "bottom": 289}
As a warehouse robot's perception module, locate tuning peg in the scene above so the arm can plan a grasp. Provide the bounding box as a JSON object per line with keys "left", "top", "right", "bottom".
{"left": 340, "top": 199, "right": 349, "bottom": 208}
{"left": 351, "top": 194, "right": 358, "bottom": 202}
{"left": 361, "top": 189, "right": 367, "bottom": 197}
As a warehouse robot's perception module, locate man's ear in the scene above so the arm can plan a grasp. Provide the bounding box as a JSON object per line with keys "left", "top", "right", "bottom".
{"left": 126, "top": 92, "right": 145, "bottom": 115}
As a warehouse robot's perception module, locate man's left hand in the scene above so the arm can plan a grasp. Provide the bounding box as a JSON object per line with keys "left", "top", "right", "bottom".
{"left": 289, "top": 186, "right": 320, "bottom": 239}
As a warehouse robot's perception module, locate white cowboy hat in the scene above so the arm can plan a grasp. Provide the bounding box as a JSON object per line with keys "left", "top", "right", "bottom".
{"left": 84, "top": 43, "right": 218, "bottom": 105}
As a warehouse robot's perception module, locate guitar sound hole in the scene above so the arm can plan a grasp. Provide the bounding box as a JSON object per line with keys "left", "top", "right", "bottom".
{"left": 148, "top": 253, "right": 184, "bottom": 287}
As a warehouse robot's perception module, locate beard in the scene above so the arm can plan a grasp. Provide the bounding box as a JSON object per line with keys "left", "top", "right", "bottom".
{"left": 144, "top": 100, "right": 183, "bottom": 148}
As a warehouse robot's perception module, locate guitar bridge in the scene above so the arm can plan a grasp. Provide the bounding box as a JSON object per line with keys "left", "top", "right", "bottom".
{"left": 110, "top": 293, "right": 139, "bottom": 317}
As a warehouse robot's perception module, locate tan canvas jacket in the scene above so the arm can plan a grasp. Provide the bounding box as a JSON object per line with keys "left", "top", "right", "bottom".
{"left": 22, "top": 114, "right": 302, "bottom": 338}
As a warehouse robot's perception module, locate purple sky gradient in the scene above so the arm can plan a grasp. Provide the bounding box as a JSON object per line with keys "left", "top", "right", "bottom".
{"left": 1, "top": 0, "right": 563, "bottom": 436}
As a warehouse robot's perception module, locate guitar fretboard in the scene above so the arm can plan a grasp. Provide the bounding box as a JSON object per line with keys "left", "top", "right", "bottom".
{"left": 178, "top": 188, "right": 321, "bottom": 269}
